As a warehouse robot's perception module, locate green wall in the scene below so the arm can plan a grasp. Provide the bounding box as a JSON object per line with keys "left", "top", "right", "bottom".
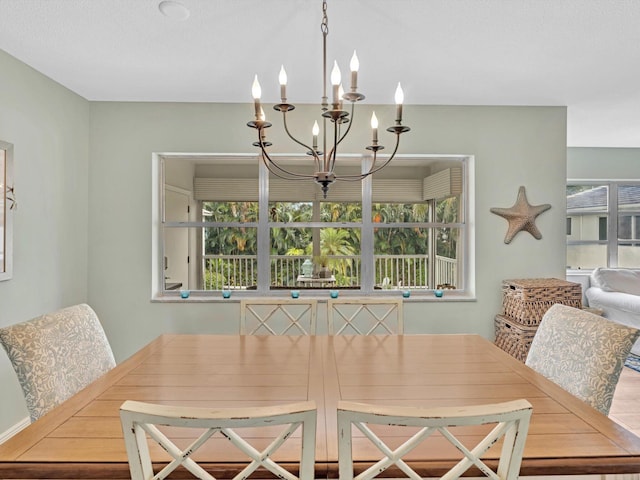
{"left": 0, "top": 49, "right": 90, "bottom": 430}
{"left": 0, "top": 47, "right": 568, "bottom": 434}
{"left": 88, "top": 102, "right": 567, "bottom": 359}
{"left": 568, "top": 147, "right": 640, "bottom": 179}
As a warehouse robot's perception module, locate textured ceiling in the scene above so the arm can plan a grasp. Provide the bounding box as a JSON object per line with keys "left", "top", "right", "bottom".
{"left": 1, "top": 0, "right": 640, "bottom": 147}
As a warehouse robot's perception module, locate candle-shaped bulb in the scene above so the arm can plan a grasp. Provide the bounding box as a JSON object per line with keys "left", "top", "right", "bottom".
{"left": 331, "top": 61, "right": 341, "bottom": 107}
{"left": 350, "top": 51, "right": 359, "bottom": 72}
{"left": 395, "top": 82, "right": 404, "bottom": 104}
{"left": 394, "top": 82, "right": 404, "bottom": 123}
{"left": 350, "top": 50, "right": 359, "bottom": 91}
{"left": 331, "top": 61, "right": 341, "bottom": 86}
{"left": 252, "top": 75, "right": 262, "bottom": 100}
{"left": 252, "top": 75, "right": 262, "bottom": 119}
{"left": 371, "top": 111, "right": 378, "bottom": 143}
{"left": 312, "top": 120, "right": 319, "bottom": 150}
{"left": 279, "top": 65, "right": 287, "bottom": 102}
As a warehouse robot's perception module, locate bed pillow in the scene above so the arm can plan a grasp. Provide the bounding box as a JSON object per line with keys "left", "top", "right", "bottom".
{"left": 592, "top": 268, "right": 640, "bottom": 296}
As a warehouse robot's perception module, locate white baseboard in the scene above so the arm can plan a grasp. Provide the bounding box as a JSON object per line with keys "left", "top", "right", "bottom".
{"left": 0, "top": 416, "right": 30, "bottom": 444}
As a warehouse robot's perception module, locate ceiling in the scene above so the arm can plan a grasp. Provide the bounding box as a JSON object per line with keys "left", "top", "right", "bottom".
{"left": 1, "top": 0, "right": 639, "bottom": 147}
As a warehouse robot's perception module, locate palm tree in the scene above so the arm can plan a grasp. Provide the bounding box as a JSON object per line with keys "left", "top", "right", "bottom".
{"left": 319, "top": 228, "right": 357, "bottom": 282}
{"left": 436, "top": 196, "right": 459, "bottom": 259}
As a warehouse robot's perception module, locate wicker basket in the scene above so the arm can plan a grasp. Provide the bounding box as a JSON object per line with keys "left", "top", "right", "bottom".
{"left": 501, "top": 278, "right": 582, "bottom": 326}
{"left": 494, "top": 314, "right": 537, "bottom": 363}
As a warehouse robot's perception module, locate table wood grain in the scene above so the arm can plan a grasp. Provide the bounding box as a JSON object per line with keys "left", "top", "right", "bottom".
{"left": 1, "top": 334, "right": 640, "bottom": 478}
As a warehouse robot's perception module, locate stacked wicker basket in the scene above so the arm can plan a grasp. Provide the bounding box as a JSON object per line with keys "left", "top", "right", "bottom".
{"left": 494, "top": 278, "right": 582, "bottom": 362}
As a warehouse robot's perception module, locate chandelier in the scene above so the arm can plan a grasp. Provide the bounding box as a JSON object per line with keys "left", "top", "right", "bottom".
{"left": 247, "top": 0, "right": 410, "bottom": 198}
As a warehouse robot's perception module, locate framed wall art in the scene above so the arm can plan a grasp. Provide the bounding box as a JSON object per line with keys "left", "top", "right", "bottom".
{"left": 0, "top": 140, "right": 14, "bottom": 281}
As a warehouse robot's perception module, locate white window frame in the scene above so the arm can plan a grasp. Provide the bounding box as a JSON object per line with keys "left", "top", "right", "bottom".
{"left": 152, "top": 153, "right": 475, "bottom": 299}
{"left": 566, "top": 180, "right": 640, "bottom": 270}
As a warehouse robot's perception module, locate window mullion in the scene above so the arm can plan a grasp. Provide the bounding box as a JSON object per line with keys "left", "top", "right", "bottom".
{"left": 257, "top": 160, "right": 270, "bottom": 293}
{"left": 361, "top": 156, "right": 374, "bottom": 293}
{"left": 428, "top": 199, "right": 436, "bottom": 289}
{"left": 196, "top": 200, "right": 203, "bottom": 290}
{"left": 609, "top": 183, "right": 618, "bottom": 267}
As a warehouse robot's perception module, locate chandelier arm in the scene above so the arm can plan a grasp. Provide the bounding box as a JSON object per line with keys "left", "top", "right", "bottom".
{"left": 260, "top": 154, "right": 316, "bottom": 181}
{"left": 335, "top": 133, "right": 402, "bottom": 180}
{"left": 261, "top": 155, "right": 317, "bottom": 179}
{"left": 337, "top": 102, "right": 356, "bottom": 144}
{"left": 281, "top": 112, "right": 322, "bottom": 171}
{"left": 327, "top": 116, "right": 341, "bottom": 172}
{"left": 327, "top": 102, "right": 356, "bottom": 171}
{"left": 362, "top": 134, "right": 402, "bottom": 176}
{"left": 327, "top": 118, "right": 338, "bottom": 172}
{"left": 257, "top": 133, "right": 317, "bottom": 179}
{"left": 282, "top": 112, "right": 315, "bottom": 153}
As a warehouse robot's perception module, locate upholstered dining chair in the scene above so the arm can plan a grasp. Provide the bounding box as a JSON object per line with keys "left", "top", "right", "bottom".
{"left": 120, "top": 400, "right": 317, "bottom": 480}
{"left": 0, "top": 303, "right": 116, "bottom": 422}
{"left": 526, "top": 303, "right": 640, "bottom": 415}
{"left": 328, "top": 298, "right": 404, "bottom": 335}
{"left": 337, "top": 399, "right": 532, "bottom": 480}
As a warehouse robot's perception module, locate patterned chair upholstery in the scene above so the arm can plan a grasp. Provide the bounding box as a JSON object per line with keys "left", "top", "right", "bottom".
{"left": 0, "top": 303, "right": 116, "bottom": 422}
{"left": 526, "top": 303, "right": 640, "bottom": 415}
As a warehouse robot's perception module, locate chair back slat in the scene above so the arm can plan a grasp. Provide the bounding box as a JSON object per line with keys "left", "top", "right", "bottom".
{"left": 328, "top": 298, "right": 404, "bottom": 335}
{"left": 337, "top": 399, "right": 532, "bottom": 480}
{"left": 120, "top": 400, "right": 317, "bottom": 480}
{"left": 240, "top": 299, "right": 318, "bottom": 335}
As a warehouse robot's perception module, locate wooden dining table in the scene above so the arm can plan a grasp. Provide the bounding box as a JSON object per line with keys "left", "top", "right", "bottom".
{"left": 1, "top": 333, "right": 640, "bottom": 479}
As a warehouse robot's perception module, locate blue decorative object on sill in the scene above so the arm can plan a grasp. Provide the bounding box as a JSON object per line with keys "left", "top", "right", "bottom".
{"left": 330, "top": 290, "right": 339, "bottom": 299}
{"left": 291, "top": 290, "right": 300, "bottom": 299}
{"left": 180, "top": 290, "right": 190, "bottom": 299}
{"left": 434, "top": 289, "right": 444, "bottom": 298}
{"left": 402, "top": 290, "right": 411, "bottom": 298}
{"left": 222, "top": 289, "right": 231, "bottom": 299}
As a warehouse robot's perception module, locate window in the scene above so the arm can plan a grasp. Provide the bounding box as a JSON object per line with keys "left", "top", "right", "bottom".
{"left": 156, "top": 154, "right": 471, "bottom": 296}
{"left": 566, "top": 182, "right": 640, "bottom": 269}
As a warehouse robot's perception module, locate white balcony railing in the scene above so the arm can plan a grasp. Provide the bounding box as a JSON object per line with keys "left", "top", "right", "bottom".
{"left": 202, "top": 254, "right": 457, "bottom": 291}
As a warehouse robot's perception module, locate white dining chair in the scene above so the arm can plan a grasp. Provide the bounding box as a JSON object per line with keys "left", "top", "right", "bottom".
{"left": 120, "top": 400, "right": 317, "bottom": 480}
{"left": 0, "top": 303, "right": 116, "bottom": 422}
{"left": 337, "top": 399, "right": 532, "bottom": 480}
{"left": 526, "top": 303, "right": 640, "bottom": 415}
{"left": 328, "top": 298, "right": 404, "bottom": 335}
{"left": 240, "top": 298, "right": 318, "bottom": 335}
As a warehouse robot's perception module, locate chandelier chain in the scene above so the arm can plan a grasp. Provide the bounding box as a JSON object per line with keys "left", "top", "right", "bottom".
{"left": 321, "top": 0, "right": 328, "bottom": 35}
{"left": 321, "top": 0, "right": 329, "bottom": 115}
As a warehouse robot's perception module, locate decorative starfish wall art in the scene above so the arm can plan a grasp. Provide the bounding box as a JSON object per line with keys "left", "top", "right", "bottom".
{"left": 490, "top": 186, "right": 551, "bottom": 244}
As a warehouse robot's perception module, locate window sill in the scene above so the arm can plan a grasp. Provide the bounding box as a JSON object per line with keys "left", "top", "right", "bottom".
{"left": 151, "top": 291, "right": 477, "bottom": 303}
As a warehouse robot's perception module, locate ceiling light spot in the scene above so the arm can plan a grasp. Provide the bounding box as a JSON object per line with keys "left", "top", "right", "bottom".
{"left": 158, "top": 1, "right": 190, "bottom": 21}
